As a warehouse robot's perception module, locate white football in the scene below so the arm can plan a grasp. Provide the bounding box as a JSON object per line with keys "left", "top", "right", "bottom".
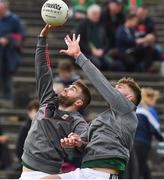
{"left": 41, "top": 0, "right": 69, "bottom": 26}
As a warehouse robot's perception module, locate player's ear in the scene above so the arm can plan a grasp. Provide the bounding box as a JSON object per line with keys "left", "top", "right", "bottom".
{"left": 127, "top": 95, "right": 134, "bottom": 102}
{"left": 74, "top": 99, "right": 83, "bottom": 109}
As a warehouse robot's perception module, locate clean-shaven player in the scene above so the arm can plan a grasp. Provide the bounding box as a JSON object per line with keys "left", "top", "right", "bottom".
{"left": 42, "top": 34, "right": 141, "bottom": 179}
{"left": 20, "top": 25, "right": 91, "bottom": 179}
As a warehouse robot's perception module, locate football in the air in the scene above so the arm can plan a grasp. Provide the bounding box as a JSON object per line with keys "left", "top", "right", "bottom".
{"left": 41, "top": 0, "right": 69, "bottom": 26}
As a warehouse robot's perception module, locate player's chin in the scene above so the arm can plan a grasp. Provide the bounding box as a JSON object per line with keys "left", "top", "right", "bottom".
{"left": 58, "top": 93, "right": 68, "bottom": 104}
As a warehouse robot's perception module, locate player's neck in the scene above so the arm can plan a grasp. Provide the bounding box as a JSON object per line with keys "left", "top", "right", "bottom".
{"left": 59, "top": 105, "right": 77, "bottom": 113}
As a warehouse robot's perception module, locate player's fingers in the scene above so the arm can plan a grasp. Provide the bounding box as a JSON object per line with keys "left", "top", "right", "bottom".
{"left": 70, "top": 136, "right": 78, "bottom": 141}
{"left": 64, "top": 37, "right": 69, "bottom": 46}
{"left": 70, "top": 136, "right": 77, "bottom": 142}
{"left": 60, "top": 139, "right": 64, "bottom": 143}
{"left": 68, "top": 132, "right": 75, "bottom": 138}
{"left": 76, "top": 34, "right": 80, "bottom": 43}
{"left": 42, "top": 24, "right": 49, "bottom": 32}
{"left": 44, "top": 24, "right": 49, "bottom": 27}
{"left": 60, "top": 50, "right": 67, "bottom": 54}
{"left": 66, "top": 35, "right": 71, "bottom": 43}
{"left": 60, "top": 139, "right": 65, "bottom": 147}
{"left": 62, "top": 138, "right": 69, "bottom": 142}
{"left": 64, "top": 138, "right": 69, "bottom": 144}
{"left": 75, "top": 140, "right": 82, "bottom": 147}
{"left": 75, "top": 138, "right": 81, "bottom": 143}
{"left": 47, "top": 24, "right": 54, "bottom": 31}
{"left": 49, "top": 25, "right": 56, "bottom": 31}
{"left": 68, "top": 138, "right": 72, "bottom": 144}
{"left": 44, "top": 24, "right": 49, "bottom": 29}
{"left": 60, "top": 139, "right": 64, "bottom": 145}
{"left": 75, "top": 139, "right": 81, "bottom": 143}
{"left": 68, "top": 138, "right": 74, "bottom": 145}
{"left": 71, "top": 134, "right": 80, "bottom": 139}
{"left": 51, "top": 25, "right": 61, "bottom": 29}
{"left": 73, "top": 33, "right": 76, "bottom": 41}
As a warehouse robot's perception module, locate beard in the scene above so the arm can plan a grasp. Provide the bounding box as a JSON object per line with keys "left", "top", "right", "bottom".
{"left": 58, "top": 94, "right": 76, "bottom": 108}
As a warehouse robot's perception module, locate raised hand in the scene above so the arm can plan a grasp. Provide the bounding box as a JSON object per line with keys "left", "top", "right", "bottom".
{"left": 40, "top": 24, "right": 58, "bottom": 37}
{"left": 60, "top": 34, "right": 82, "bottom": 58}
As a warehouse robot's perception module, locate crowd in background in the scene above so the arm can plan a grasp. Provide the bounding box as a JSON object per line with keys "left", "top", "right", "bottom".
{"left": 71, "top": 0, "right": 164, "bottom": 72}
{"left": 0, "top": 0, "right": 164, "bottom": 179}
{"left": 0, "top": 0, "right": 25, "bottom": 173}
{"left": 0, "top": 0, "right": 164, "bottom": 103}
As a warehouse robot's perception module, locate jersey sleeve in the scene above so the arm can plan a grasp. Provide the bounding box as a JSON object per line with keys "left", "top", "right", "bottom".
{"left": 75, "top": 53, "right": 136, "bottom": 115}
{"left": 35, "top": 37, "right": 58, "bottom": 109}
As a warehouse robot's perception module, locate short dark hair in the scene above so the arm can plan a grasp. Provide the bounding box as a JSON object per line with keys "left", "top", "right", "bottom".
{"left": 110, "top": 0, "right": 123, "bottom": 5}
{"left": 117, "top": 77, "right": 141, "bottom": 106}
{"left": 58, "top": 60, "right": 73, "bottom": 72}
{"left": 27, "top": 100, "right": 39, "bottom": 112}
{"left": 73, "top": 80, "right": 91, "bottom": 110}
{"left": 126, "top": 12, "right": 137, "bottom": 20}
{"left": 139, "top": 5, "right": 148, "bottom": 10}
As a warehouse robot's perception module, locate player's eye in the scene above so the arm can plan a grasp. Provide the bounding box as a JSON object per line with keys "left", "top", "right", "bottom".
{"left": 72, "top": 86, "right": 76, "bottom": 91}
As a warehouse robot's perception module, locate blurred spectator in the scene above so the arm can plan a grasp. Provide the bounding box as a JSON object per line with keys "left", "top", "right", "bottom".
{"left": 77, "top": 4, "right": 121, "bottom": 70}
{"left": 54, "top": 60, "right": 86, "bottom": 115}
{"left": 116, "top": 12, "right": 154, "bottom": 72}
{"left": 0, "top": 124, "right": 12, "bottom": 169}
{"left": 0, "top": 0, "right": 25, "bottom": 103}
{"left": 71, "top": 0, "right": 95, "bottom": 19}
{"left": 53, "top": 82, "right": 64, "bottom": 95}
{"left": 136, "top": 6, "right": 156, "bottom": 44}
{"left": 16, "top": 100, "right": 39, "bottom": 161}
{"left": 54, "top": 60, "right": 80, "bottom": 87}
{"left": 135, "top": 88, "right": 164, "bottom": 178}
{"left": 116, "top": 12, "right": 138, "bottom": 71}
{"left": 136, "top": 6, "right": 164, "bottom": 62}
{"left": 101, "top": 0, "right": 125, "bottom": 48}
{"left": 124, "top": 0, "right": 143, "bottom": 12}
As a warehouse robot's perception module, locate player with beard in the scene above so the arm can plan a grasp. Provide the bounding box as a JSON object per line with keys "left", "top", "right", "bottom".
{"left": 20, "top": 25, "right": 91, "bottom": 179}
{"left": 42, "top": 34, "right": 141, "bottom": 179}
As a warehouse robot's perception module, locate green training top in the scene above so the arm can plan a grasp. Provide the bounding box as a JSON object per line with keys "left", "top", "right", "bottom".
{"left": 72, "top": 0, "right": 95, "bottom": 13}
{"left": 124, "top": 0, "right": 143, "bottom": 12}
{"left": 81, "top": 158, "right": 126, "bottom": 173}
{"left": 22, "top": 161, "right": 37, "bottom": 171}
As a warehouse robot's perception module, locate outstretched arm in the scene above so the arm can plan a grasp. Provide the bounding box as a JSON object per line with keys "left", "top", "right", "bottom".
{"left": 35, "top": 25, "right": 58, "bottom": 108}
{"left": 60, "top": 34, "right": 135, "bottom": 114}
